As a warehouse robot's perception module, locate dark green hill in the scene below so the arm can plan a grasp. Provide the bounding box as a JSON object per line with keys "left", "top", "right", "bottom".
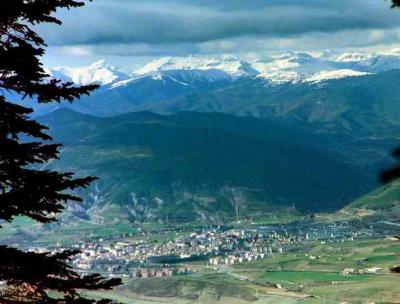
{"left": 20, "top": 71, "right": 400, "bottom": 179}
{"left": 40, "top": 109, "right": 371, "bottom": 224}
{"left": 129, "top": 71, "right": 400, "bottom": 182}
{"left": 139, "top": 70, "right": 400, "bottom": 138}
{"left": 344, "top": 181, "right": 400, "bottom": 213}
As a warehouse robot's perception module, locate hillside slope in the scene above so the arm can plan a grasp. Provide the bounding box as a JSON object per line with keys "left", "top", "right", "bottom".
{"left": 141, "top": 70, "right": 400, "bottom": 139}
{"left": 344, "top": 181, "right": 400, "bottom": 214}
{"left": 39, "top": 109, "right": 371, "bottom": 224}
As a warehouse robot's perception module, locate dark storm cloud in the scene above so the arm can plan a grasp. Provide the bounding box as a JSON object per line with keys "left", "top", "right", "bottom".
{"left": 38, "top": 0, "right": 400, "bottom": 46}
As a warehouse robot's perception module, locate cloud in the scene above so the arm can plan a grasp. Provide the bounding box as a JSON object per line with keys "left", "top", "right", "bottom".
{"left": 38, "top": 0, "right": 400, "bottom": 46}
{"left": 52, "top": 28, "right": 400, "bottom": 59}
{"left": 37, "top": 0, "right": 400, "bottom": 63}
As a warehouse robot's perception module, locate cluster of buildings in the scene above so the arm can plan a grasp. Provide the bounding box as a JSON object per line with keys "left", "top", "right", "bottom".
{"left": 102, "top": 265, "right": 193, "bottom": 279}
{"left": 26, "top": 219, "right": 386, "bottom": 278}
{"left": 341, "top": 267, "right": 383, "bottom": 275}
{"left": 67, "top": 223, "right": 352, "bottom": 274}
{"left": 130, "top": 267, "right": 192, "bottom": 278}
{"left": 209, "top": 252, "right": 269, "bottom": 265}
{"left": 39, "top": 226, "right": 301, "bottom": 276}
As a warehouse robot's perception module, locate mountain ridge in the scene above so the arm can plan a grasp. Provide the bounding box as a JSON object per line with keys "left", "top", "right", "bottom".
{"left": 45, "top": 52, "right": 400, "bottom": 87}
{"left": 38, "top": 109, "right": 372, "bottom": 224}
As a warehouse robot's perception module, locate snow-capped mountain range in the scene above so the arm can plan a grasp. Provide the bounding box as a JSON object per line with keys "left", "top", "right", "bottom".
{"left": 46, "top": 52, "right": 400, "bottom": 87}
{"left": 47, "top": 60, "right": 130, "bottom": 86}
{"left": 135, "top": 55, "right": 259, "bottom": 80}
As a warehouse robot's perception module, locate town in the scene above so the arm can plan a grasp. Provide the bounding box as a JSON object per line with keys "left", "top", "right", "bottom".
{"left": 26, "top": 218, "right": 396, "bottom": 279}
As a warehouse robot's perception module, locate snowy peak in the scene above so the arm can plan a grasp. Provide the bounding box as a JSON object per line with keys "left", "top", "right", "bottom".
{"left": 305, "top": 69, "right": 371, "bottom": 83}
{"left": 50, "top": 60, "right": 129, "bottom": 86}
{"left": 89, "top": 60, "right": 108, "bottom": 69}
{"left": 134, "top": 55, "right": 258, "bottom": 79}
{"left": 335, "top": 52, "right": 373, "bottom": 63}
{"left": 256, "top": 68, "right": 370, "bottom": 85}
{"left": 46, "top": 52, "right": 400, "bottom": 88}
{"left": 252, "top": 52, "right": 342, "bottom": 83}
{"left": 334, "top": 52, "right": 400, "bottom": 73}
{"left": 257, "top": 70, "right": 303, "bottom": 84}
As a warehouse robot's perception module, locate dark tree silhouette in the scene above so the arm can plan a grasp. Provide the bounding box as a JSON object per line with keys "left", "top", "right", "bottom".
{"left": 0, "top": 0, "right": 121, "bottom": 302}
{"left": 381, "top": 1, "right": 400, "bottom": 183}
{"left": 380, "top": 0, "right": 400, "bottom": 275}
{"left": 392, "top": 0, "right": 400, "bottom": 8}
{"left": 380, "top": 148, "right": 400, "bottom": 183}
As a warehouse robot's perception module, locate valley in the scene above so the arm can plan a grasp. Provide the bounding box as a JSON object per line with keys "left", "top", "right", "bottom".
{"left": 34, "top": 109, "right": 375, "bottom": 225}
{"left": 3, "top": 213, "right": 400, "bottom": 303}
{"left": 4, "top": 52, "right": 400, "bottom": 303}
{"left": 5, "top": 0, "right": 400, "bottom": 302}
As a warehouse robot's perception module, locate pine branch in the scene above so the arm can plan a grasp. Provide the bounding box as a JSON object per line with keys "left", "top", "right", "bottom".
{"left": 0, "top": 1, "right": 121, "bottom": 302}
{"left": 392, "top": 0, "right": 400, "bottom": 8}
{"left": 381, "top": 148, "right": 400, "bottom": 183}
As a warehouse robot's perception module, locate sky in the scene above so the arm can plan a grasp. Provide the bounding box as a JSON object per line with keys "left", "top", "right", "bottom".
{"left": 38, "top": 0, "right": 400, "bottom": 69}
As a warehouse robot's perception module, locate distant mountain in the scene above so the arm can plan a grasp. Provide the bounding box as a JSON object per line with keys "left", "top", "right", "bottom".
{"left": 142, "top": 70, "right": 400, "bottom": 139}
{"left": 251, "top": 52, "right": 368, "bottom": 84}
{"left": 46, "top": 53, "right": 400, "bottom": 86}
{"left": 14, "top": 52, "right": 400, "bottom": 120}
{"left": 39, "top": 109, "right": 371, "bottom": 224}
{"left": 9, "top": 58, "right": 400, "bottom": 191}
{"left": 130, "top": 52, "right": 400, "bottom": 84}
{"left": 54, "top": 72, "right": 232, "bottom": 117}
{"left": 22, "top": 64, "right": 400, "bottom": 145}
{"left": 14, "top": 55, "right": 400, "bottom": 203}
{"left": 43, "top": 52, "right": 400, "bottom": 87}
{"left": 336, "top": 53, "right": 400, "bottom": 73}
{"left": 134, "top": 55, "right": 259, "bottom": 80}
{"left": 47, "top": 60, "right": 130, "bottom": 86}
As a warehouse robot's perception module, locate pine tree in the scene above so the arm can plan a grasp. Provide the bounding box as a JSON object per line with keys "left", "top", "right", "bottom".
{"left": 381, "top": 148, "right": 400, "bottom": 183}
{"left": 381, "top": 0, "right": 400, "bottom": 183}
{"left": 0, "top": 1, "right": 121, "bottom": 302}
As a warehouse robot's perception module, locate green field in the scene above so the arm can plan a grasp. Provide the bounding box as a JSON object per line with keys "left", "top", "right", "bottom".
{"left": 345, "top": 181, "right": 400, "bottom": 211}
{"left": 259, "top": 271, "right": 370, "bottom": 284}
{"left": 231, "top": 239, "right": 400, "bottom": 303}
{"left": 78, "top": 238, "right": 400, "bottom": 304}
{"left": 0, "top": 217, "right": 139, "bottom": 246}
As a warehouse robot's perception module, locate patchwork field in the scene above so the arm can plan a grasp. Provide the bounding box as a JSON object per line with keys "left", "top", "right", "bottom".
{"left": 232, "top": 239, "right": 400, "bottom": 303}
{"left": 80, "top": 239, "right": 400, "bottom": 304}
